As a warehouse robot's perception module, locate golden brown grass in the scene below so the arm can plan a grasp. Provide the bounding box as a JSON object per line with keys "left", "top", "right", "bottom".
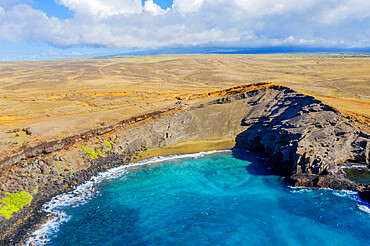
{"left": 0, "top": 54, "right": 369, "bottom": 159}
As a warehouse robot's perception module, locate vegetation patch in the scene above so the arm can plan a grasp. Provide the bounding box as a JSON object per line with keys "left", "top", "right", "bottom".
{"left": 104, "top": 140, "right": 112, "bottom": 151}
{"left": 0, "top": 191, "right": 33, "bottom": 219}
{"left": 97, "top": 149, "right": 106, "bottom": 158}
{"left": 81, "top": 145, "right": 99, "bottom": 159}
{"left": 82, "top": 145, "right": 106, "bottom": 159}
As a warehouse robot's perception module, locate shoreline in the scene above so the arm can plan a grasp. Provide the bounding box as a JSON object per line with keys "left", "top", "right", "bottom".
{"left": 24, "top": 146, "right": 235, "bottom": 245}
{"left": 19, "top": 138, "right": 236, "bottom": 245}
{"left": 132, "top": 137, "right": 236, "bottom": 163}
{"left": 25, "top": 147, "right": 370, "bottom": 245}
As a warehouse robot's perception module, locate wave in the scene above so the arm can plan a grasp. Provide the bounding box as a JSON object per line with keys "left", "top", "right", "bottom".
{"left": 289, "top": 186, "right": 314, "bottom": 193}
{"left": 26, "top": 149, "right": 231, "bottom": 245}
{"left": 289, "top": 186, "right": 359, "bottom": 201}
{"left": 358, "top": 204, "right": 370, "bottom": 215}
{"left": 289, "top": 186, "right": 370, "bottom": 215}
{"left": 332, "top": 190, "right": 358, "bottom": 200}
{"left": 341, "top": 165, "right": 369, "bottom": 169}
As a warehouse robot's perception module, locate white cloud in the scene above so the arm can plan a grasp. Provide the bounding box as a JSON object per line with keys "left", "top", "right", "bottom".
{"left": 41, "top": 50, "right": 93, "bottom": 57}
{"left": 55, "top": 0, "right": 142, "bottom": 18}
{"left": 0, "top": 0, "right": 28, "bottom": 6}
{"left": 321, "top": 0, "right": 370, "bottom": 24}
{"left": 219, "top": 0, "right": 316, "bottom": 20}
{"left": 143, "top": 0, "right": 168, "bottom": 16}
{"left": 172, "top": 0, "right": 203, "bottom": 14}
{"left": 0, "top": 0, "right": 369, "bottom": 50}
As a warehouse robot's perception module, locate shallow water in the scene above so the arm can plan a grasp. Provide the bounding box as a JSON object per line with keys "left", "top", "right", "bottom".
{"left": 29, "top": 150, "right": 370, "bottom": 246}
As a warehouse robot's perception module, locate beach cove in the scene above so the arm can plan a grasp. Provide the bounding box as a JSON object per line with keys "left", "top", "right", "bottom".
{"left": 27, "top": 150, "right": 370, "bottom": 245}
{"left": 1, "top": 82, "right": 369, "bottom": 245}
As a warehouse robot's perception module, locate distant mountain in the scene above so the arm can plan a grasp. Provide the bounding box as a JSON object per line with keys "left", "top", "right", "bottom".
{"left": 96, "top": 46, "right": 370, "bottom": 58}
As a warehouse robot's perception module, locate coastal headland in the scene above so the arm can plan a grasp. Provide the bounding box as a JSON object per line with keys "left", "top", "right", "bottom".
{"left": 0, "top": 54, "right": 369, "bottom": 245}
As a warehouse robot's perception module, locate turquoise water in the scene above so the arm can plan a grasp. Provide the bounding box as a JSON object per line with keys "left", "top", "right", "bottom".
{"left": 31, "top": 151, "right": 370, "bottom": 246}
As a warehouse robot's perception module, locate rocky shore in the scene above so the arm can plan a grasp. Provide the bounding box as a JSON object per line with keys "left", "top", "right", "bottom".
{"left": 0, "top": 83, "right": 369, "bottom": 245}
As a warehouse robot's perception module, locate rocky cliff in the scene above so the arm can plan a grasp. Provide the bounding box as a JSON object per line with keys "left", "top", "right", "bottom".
{"left": 0, "top": 84, "right": 369, "bottom": 245}
{"left": 234, "top": 86, "right": 369, "bottom": 189}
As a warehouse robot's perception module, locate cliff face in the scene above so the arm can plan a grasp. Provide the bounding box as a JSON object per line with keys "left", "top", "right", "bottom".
{"left": 0, "top": 84, "right": 369, "bottom": 245}
{"left": 112, "top": 85, "right": 369, "bottom": 190}
{"left": 234, "top": 86, "right": 369, "bottom": 190}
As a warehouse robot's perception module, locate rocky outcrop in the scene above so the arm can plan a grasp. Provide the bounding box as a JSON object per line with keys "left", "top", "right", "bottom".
{"left": 234, "top": 86, "right": 369, "bottom": 191}
{"left": 0, "top": 84, "right": 369, "bottom": 245}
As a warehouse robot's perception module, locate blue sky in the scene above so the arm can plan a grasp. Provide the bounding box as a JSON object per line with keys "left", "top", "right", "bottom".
{"left": 29, "top": 0, "right": 174, "bottom": 19}
{"left": 31, "top": 0, "right": 73, "bottom": 19}
{"left": 0, "top": 0, "right": 369, "bottom": 60}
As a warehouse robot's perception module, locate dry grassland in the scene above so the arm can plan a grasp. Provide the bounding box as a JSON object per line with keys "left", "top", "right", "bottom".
{"left": 0, "top": 54, "right": 369, "bottom": 159}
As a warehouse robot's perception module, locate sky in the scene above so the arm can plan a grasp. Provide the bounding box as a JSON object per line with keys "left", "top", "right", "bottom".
{"left": 0, "top": 0, "right": 370, "bottom": 60}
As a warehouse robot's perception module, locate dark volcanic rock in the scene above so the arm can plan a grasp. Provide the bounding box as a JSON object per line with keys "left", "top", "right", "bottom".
{"left": 359, "top": 186, "right": 370, "bottom": 202}
{"left": 235, "top": 86, "right": 369, "bottom": 190}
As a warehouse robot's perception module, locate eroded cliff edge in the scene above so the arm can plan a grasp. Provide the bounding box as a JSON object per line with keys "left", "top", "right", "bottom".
{"left": 234, "top": 87, "right": 369, "bottom": 188}
{"left": 0, "top": 84, "right": 369, "bottom": 245}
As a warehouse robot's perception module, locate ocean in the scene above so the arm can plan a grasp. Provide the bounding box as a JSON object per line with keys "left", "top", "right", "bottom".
{"left": 28, "top": 150, "right": 370, "bottom": 246}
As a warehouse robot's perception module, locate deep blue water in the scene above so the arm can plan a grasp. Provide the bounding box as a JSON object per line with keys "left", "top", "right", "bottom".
{"left": 32, "top": 151, "right": 370, "bottom": 246}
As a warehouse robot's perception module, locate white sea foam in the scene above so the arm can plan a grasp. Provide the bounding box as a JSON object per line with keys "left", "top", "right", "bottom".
{"left": 289, "top": 186, "right": 314, "bottom": 193}
{"left": 288, "top": 186, "right": 336, "bottom": 193}
{"left": 26, "top": 211, "right": 71, "bottom": 245}
{"left": 289, "top": 186, "right": 359, "bottom": 199}
{"left": 26, "top": 150, "right": 230, "bottom": 245}
{"left": 358, "top": 204, "right": 370, "bottom": 215}
{"left": 289, "top": 186, "right": 370, "bottom": 216}
{"left": 332, "top": 190, "right": 358, "bottom": 200}
{"left": 341, "top": 165, "right": 369, "bottom": 169}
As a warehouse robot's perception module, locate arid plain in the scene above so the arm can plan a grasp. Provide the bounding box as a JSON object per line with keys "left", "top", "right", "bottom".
{"left": 0, "top": 54, "right": 369, "bottom": 162}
